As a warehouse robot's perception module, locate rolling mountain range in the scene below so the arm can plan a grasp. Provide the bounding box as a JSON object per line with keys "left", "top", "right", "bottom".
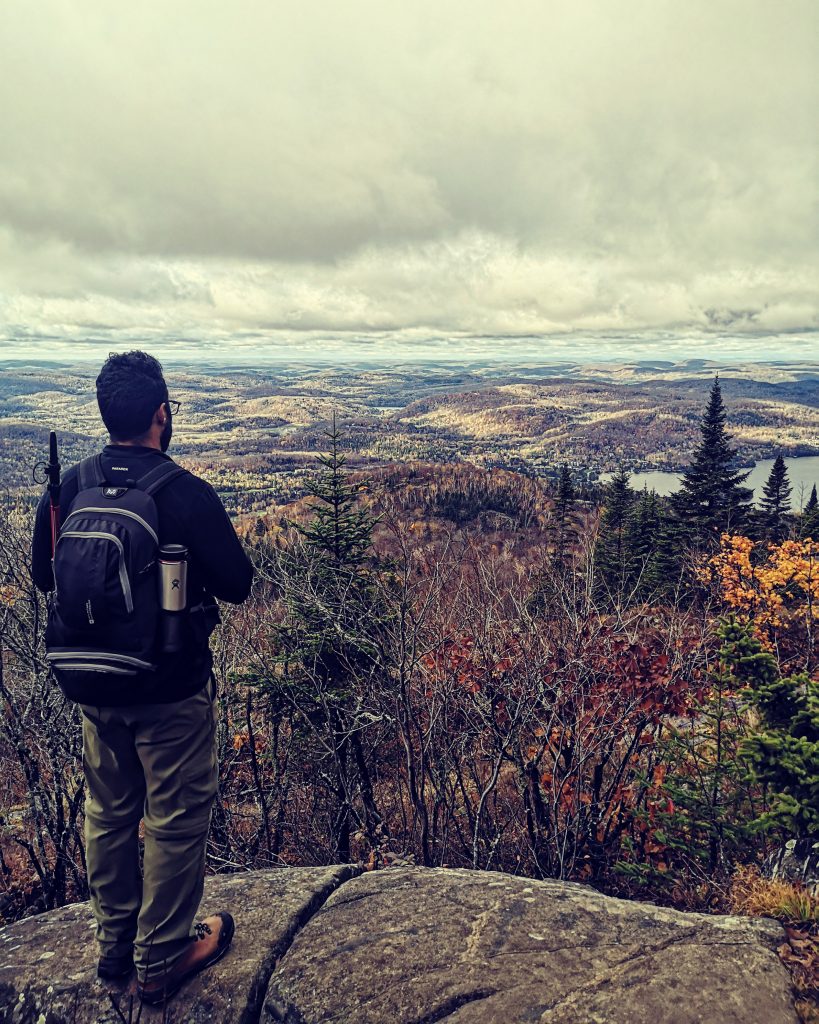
{"left": 2, "top": 358, "right": 818, "bottom": 516}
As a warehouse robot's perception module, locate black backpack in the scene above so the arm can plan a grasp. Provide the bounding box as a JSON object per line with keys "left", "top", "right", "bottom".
{"left": 45, "top": 454, "right": 188, "bottom": 698}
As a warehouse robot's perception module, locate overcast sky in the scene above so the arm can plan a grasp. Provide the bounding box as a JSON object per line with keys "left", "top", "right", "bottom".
{"left": 1, "top": 0, "right": 817, "bottom": 362}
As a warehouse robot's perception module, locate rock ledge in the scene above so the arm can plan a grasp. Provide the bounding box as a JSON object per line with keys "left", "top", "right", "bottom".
{"left": 0, "top": 865, "right": 798, "bottom": 1024}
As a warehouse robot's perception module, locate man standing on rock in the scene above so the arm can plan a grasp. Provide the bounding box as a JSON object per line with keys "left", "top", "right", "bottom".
{"left": 32, "top": 350, "right": 254, "bottom": 1004}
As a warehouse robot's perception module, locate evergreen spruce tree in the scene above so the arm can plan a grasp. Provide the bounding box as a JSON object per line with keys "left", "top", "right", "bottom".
{"left": 649, "top": 497, "right": 687, "bottom": 600}
{"left": 594, "top": 466, "right": 635, "bottom": 602}
{"left": 624, "top": 485, "right": 662, "bottom": 601}
{"left": 736, "top": 622, "right": 819, "bottom": 846}
{"left": 274, "top": 420, "right": 386, "bottom": 861}
{"left": 296, "top": 422, "right": 374, "bottom": 567}
{"left": 757, "top": 454, "right": 792, "bottom": 543}
{"left": 654, "top": 614, "right": 819, "bottom": 870}
{"left": 551, "top": 462, "right": 578, "bottom": 569}
{"left": 627, "top": 617, "right": 766, "bottom": 895}
{"left": 800, "top": 484, "right": 819, "bottom": 540}
{"left": 672, "top": 377, "right": 753, "bottom": 545}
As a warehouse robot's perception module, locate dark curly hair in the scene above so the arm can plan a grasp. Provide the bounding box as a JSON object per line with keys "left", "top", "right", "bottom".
{"left": 96, "top": 350, "right": 168, "bottom": 441}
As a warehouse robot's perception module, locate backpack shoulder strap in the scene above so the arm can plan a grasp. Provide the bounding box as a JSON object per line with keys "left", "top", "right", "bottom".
{"left": 76, "top": 454, "right": 106, "bottom": 491}
{"left": 136, "top": 460, "right": 189, "bottom": 498}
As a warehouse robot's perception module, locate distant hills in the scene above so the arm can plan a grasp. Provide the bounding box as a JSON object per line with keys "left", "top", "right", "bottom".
{"left": 2, "top": 359, "right": 818, "bottom": 515}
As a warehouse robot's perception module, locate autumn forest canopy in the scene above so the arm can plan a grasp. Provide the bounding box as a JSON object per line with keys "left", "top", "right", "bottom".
{"left": 0, "top": 377, "right": 817, "bottom": 956}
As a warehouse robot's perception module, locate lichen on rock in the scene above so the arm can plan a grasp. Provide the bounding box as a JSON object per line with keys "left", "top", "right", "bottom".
{"left": 0, "top": 865, "right": 801, "bottom": 1024}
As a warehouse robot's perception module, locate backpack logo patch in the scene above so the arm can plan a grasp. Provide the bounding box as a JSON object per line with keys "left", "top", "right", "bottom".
{"left": 103, "top": 486, "right": 127, "bottom": 498}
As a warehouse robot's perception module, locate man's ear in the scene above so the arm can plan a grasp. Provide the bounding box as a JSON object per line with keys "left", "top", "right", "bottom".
{"left": 155, "top": 403, "right": 168, "bottom": 426}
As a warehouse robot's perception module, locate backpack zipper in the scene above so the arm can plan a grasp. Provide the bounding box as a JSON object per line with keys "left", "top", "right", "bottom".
{"left": 57, "top": 530, "right": 134, "bottom": 614}
{"left": 47, "top": 649, "right": 156, "bottom": 671}
{"left": 62, "top": 507, "right": 159, "bottom": 546}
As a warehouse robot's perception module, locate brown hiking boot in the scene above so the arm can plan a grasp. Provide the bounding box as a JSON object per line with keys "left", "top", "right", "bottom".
{"left": 137, "top": 911, "right": 235, "bottom": 1006}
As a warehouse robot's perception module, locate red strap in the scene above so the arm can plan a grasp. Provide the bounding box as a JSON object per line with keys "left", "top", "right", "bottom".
{"left": 49, "top": 502, "right": 60, "bottom": 557}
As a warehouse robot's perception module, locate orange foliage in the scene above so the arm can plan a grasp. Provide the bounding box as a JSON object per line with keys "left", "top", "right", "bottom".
{"left": 702, "top": 533, "right": 819, "bottom": 673}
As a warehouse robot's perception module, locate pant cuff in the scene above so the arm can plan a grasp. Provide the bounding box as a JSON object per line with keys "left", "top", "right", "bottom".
{"left": 135, "top": 938, "right": 193, "bottom": 982}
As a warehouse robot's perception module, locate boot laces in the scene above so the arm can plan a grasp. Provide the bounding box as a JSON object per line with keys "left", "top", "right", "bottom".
{"left": 194, "top": 921, "right": 213, "bottom": 941}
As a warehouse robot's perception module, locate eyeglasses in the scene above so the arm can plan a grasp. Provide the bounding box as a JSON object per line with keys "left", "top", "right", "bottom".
{"left": 166, "top": 399, "right": 181, "bottom": 415}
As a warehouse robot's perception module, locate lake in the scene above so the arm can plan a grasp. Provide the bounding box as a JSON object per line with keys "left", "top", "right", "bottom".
{"left": 602, "top": 455, "right": 819, "bottom": 509}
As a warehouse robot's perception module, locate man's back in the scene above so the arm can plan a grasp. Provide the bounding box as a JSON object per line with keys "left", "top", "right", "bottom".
{"left": 33, "top": 442, "right": 253, "bottom": 704}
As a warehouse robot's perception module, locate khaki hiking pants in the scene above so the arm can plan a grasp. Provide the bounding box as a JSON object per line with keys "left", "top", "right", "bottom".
{"left": 80, "top": 675, "right": 218, "bottom": 981}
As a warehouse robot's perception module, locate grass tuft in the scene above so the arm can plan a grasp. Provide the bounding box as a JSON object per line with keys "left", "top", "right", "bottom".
{"left": 729, "top": 866, "right": 818, "bottom": 1023}
{"left": 729, "top": 865, "right": 819, "bottom": 925}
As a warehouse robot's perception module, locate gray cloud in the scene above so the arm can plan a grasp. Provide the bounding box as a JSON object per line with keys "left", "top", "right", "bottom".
{"left": 0, "top": 0, "right": 816, "bottom": 353}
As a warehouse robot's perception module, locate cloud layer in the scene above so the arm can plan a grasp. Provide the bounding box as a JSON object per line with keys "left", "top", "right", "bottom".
{"left": 1, "top": 0, "right": 817, "bottom": 356}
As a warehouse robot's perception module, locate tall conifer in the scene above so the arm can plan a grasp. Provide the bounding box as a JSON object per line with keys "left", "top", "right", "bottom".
{"left": 625, "top": 485, "right": 662, "bottom": 601}
{"left": 552, "top": 462, "right": 578, "bottom": 568}
{"left": 594, "top": 466, "right": 634, "bottom": 600}
{"left": 801, "top": 484, "right": 819, "bottom": 540}
{"left": 758, "top": 454, "right": 792, "bottom": 543}
{"left": 672, "top": 376, "right": 753, "bottom": 544}
{"left": 296, "top": 419, "right": 374, "bottom": 567}
{"left": 276, "top": 419, "right": 385, "bottom": 860}
{"left": 651, "top": 497, "right": 687, "bottom": 599}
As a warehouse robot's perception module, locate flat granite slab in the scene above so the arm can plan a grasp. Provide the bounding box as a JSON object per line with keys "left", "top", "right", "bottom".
{"left": 263, "top": 866, "right": 799, "bottom": 1024}
{"left": 0, "top": 865, "right": 359, "bottom": 1024}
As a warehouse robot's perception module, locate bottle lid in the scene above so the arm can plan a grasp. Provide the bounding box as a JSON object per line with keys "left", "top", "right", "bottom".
{"left": 159, "top": 543, "right": 188, "bottom": 560}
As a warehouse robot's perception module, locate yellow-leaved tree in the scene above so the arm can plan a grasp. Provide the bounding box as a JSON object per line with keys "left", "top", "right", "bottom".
{"left": 700, "top": 534, "right": 818, "bottom": 676}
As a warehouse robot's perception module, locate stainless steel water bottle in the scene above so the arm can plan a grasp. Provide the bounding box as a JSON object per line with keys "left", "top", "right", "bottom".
{"left": 159, "top": 543, "right": 188, "bottom": 653}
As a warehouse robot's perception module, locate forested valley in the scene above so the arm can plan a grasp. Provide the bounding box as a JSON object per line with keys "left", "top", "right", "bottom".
{"left": 1, "top": 377, "right": 817, "bottom": 1012}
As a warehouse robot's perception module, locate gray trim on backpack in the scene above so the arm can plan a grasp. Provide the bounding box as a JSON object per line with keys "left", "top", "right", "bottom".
{"left": 47, "top": 649, "right": 156, "bottom": 671}
{"left": 62, "top": 507, "right": 160, "bottom": 546}
{"left": 51, "top": 663, "right": 137, "bottom": 676}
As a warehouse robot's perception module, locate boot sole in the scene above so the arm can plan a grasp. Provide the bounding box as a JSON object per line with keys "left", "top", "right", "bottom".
{"left": 138, "top": 913, "right": 236, "bottom": 1007}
